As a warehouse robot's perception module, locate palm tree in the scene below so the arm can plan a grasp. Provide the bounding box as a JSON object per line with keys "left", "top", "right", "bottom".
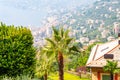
{"left": 104, "top": 60, "right": 118, "bottom": 80}
{"left": 45, "top": 27, "right": 79, "bottom": 80}
{"left": 35, "top": 48, "right": 54, "bottom": 80}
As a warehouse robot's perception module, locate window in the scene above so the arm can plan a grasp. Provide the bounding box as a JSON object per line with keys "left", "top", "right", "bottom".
{"left": 101, "top": 73, "right": 110, "bottom": 80}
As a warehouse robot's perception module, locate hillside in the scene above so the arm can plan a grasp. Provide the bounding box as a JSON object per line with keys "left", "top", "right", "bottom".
{"left": 32, "top": 0, "right": 120, "bottom": 47}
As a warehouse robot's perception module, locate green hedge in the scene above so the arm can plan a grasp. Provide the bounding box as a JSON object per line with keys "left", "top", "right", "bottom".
{"left": 0, "top": 23, "right": 36, "bottom": 76}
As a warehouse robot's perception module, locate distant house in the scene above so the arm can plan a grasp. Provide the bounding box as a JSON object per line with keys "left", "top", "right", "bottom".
{"left": 86, "top": 38, "right": 120, "bottom": 80}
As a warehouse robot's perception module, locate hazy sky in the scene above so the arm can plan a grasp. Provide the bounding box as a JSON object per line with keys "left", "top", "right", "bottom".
{"left": 0, "top": 0, "right": 96, "bottom": 27}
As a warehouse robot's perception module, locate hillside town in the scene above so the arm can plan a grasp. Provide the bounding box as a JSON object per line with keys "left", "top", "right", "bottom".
{"left": 32, "top": 0, "right": 120, "bottom": 48}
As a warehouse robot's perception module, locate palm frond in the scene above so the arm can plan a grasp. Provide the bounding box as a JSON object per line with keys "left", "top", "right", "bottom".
{"left": 46, "top": 51, "right": 55, "bottom": 58}
{"left": 64, "top": 29, "right": 69, "bottom": 38}
{"left": 46, "top": 38, "right": 56, "bottom": 47}
{"left": 54, "top": 34, "right": 61, "bottom": 42}
{"left": 52, "top": 26, "right": 59, "bottom": 36}
{"left": 42, "top": 47, "right": 49, "bottom": 51}
{"left": 60, "top": 27, "right": 64, "bottom": 37}
{"left": 66, "top": 38, "right": 73, "bottom": 45}
{"left": 69, "top": 45, "right": 80, "bottom": 52}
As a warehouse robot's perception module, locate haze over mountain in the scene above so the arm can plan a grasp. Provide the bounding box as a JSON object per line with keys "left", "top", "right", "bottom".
{"left": 0, "top": 0, "right": 96, "bottom": 27}
{"left": 1, "top": 0, "right": 119, "bottom": 48}
{"left": 32, "top": 0, "right": 120, "bottom": 47}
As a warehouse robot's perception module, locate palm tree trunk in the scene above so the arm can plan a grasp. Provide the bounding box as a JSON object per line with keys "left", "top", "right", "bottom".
{"left": 110, "top": 73, "right": 113, "bottom": 80}
{"left": 58, "top": 51, "right": 64, "bottom": 80}
{"left": 44, "top": 71, "right": 47, "bottom": 80}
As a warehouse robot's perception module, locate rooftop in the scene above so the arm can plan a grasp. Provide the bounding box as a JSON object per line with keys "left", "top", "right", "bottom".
{"left": 86, "top": 39, "right": 120, "bottom": 67}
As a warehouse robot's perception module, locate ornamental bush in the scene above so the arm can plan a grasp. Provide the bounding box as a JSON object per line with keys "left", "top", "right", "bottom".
{"left": 0, "top": 23, "right": 36, "bottom": 76}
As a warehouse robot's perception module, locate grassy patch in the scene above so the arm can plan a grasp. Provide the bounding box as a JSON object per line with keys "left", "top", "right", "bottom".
{"left": 48, "top": 72, "right": 90, "bottom": 80}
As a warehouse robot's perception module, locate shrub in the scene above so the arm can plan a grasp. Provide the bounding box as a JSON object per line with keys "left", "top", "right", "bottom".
{"left": 0, "top": 23, "right": 36, "bottom": 76}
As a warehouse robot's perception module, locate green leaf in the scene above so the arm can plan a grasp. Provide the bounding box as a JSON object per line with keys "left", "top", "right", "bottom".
{"left": 60, "top": 27, "right": 64, "bottom": 37}
{"left": 54, "top": 34, "right": 61, "bottom": 42}
{"left": 46, "top": 38, "right": 56, "bottom": 47}
{"left": 52, "top": 26, "right": 59, "bottom": 36}
{"left": 66, "top": 38, "right": 73, "bottom": 45}
{"left": 64, "top": 29, "right": 69, "bottom": 38}
{"left": 69, "top": 45, "right": 80, "bottom": 52}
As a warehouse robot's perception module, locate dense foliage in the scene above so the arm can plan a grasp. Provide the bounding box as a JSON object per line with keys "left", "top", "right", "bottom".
{"left": 0, "top": 23, "right": 35, "bottom": 76}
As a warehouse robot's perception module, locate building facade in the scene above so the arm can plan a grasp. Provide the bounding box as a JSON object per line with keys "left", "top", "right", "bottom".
{"left": 86, "top": 38, "right": 120, "bottom": 80}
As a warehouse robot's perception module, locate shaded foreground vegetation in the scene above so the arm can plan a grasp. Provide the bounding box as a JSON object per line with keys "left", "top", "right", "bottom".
{"left": 0, "top": 72, "right": 90, "bottom": 80}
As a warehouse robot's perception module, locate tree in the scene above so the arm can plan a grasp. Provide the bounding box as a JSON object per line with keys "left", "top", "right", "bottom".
{"left": 68, "top": 42, "right": 100, "bottom": 70}
{"left": 0, "top": 23, "right": 35, "bottom": 76}
{"left": 35, "top": 47, "right": 54, "bottom": 80}
{"left": 104, "top": 60, "right": 118, "bottom": 80}
{"left": 45, "top": 27, "right": 79, "bottom": 80}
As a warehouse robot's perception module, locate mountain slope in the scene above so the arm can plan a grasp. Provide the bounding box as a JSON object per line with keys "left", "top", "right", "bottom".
{"left": 32, "top": 0, "right": 120, "bottom": 47}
